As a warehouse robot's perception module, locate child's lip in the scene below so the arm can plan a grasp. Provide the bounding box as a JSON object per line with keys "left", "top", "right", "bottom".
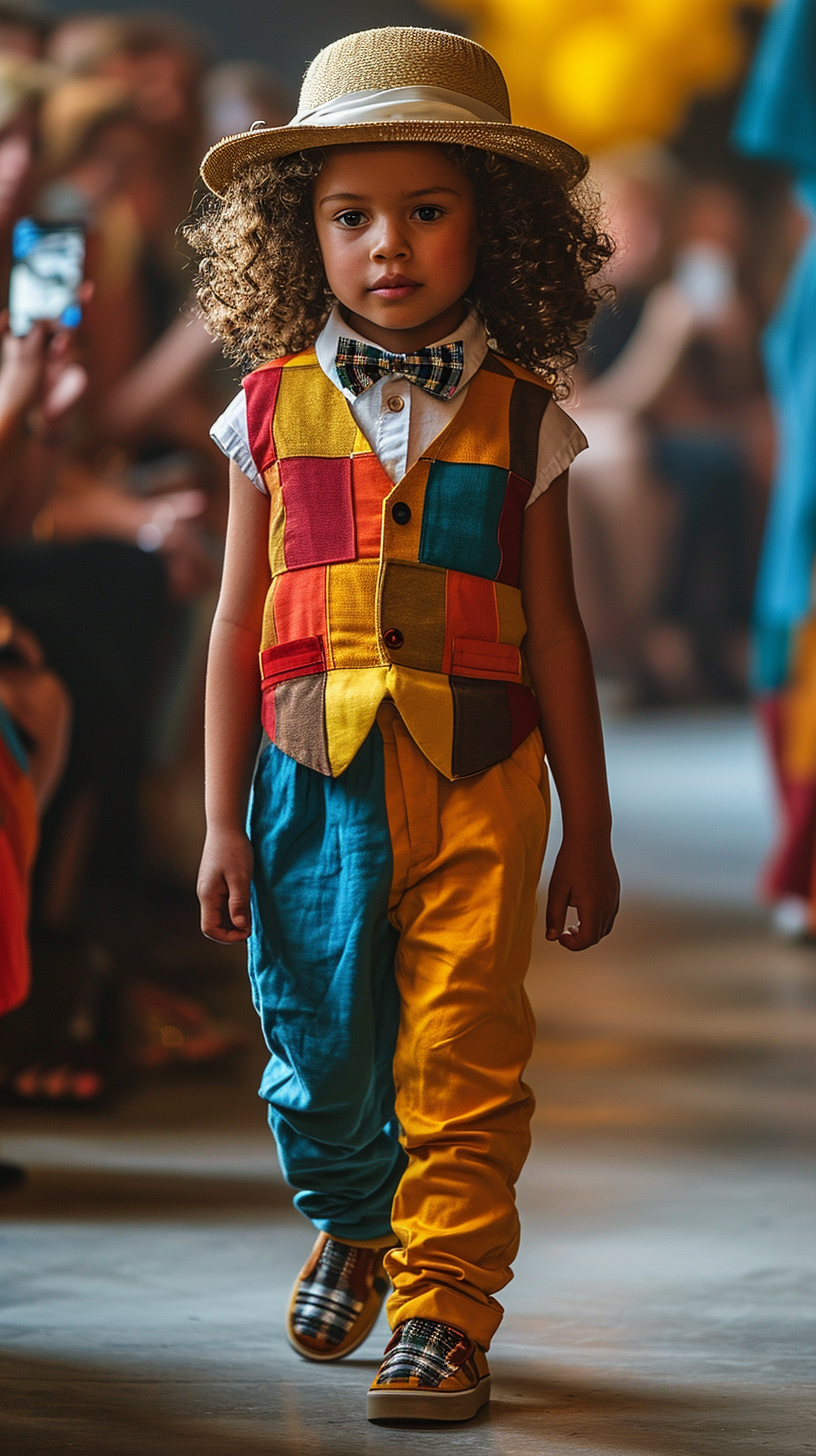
{"left": 369, "top": 276, "right": 421, "bottom": 297}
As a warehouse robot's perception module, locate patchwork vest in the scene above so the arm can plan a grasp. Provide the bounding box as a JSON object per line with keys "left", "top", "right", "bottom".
{"left": 243, "top": 347, "right": 553, "bottom": 780}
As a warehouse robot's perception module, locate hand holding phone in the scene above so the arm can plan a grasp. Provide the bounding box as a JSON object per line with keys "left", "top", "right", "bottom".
{"left": 8, "top": 218, "right": 86, "bottom": 338}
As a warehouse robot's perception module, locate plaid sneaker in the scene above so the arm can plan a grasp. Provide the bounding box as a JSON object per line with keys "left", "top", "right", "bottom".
{"left": 286, "top": 1233, "right": 391, "bottom": 1362}
{"left": 366, "top": 1318, "right": 491, "bottom": 1422}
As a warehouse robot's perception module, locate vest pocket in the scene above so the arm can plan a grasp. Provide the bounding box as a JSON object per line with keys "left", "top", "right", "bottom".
{"left": 260, "top": 635, "right": 326, "bottom": 688}
{"left": 451, "top": 637, "right": 521, "bottom": 682}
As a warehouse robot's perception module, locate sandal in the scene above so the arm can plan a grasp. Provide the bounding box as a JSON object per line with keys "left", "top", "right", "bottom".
{"left": 2, "top": 1055, "right": 109, "bottom": 1108}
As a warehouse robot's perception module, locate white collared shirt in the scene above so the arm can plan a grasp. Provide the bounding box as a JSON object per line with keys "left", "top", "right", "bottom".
{"left": 211, "top": 303, "right": 587, "bottom": 505}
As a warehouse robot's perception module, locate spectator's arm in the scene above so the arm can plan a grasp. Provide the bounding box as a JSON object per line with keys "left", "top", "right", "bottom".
{"left": 100, "top": 311, "right": 219, "bottom": 442}
{"left": 576, "top": 282, "right": 697, "bottom": 415}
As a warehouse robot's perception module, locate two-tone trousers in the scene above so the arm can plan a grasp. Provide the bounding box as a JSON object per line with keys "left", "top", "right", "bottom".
{"left": 247, "top": 701, "right": 549, "bottom": 1349}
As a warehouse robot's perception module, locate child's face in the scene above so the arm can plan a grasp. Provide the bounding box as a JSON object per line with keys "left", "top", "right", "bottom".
{"left": 313, "top": 143, "right": 478, "bottom": 350}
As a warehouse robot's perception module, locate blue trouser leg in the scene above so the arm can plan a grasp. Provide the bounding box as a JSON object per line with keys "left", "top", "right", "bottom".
{"left": 247, "top": 728, "right": 406, "bottom": 1241}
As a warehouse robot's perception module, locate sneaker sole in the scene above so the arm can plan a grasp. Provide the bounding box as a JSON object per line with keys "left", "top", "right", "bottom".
{"left": 366, "top": 1374, "right": 491, "bottom": 1423}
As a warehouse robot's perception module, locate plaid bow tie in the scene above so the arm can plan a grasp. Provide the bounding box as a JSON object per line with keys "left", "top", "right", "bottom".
{"left": 335, "top": 336, "right": 464, "bottom": 399}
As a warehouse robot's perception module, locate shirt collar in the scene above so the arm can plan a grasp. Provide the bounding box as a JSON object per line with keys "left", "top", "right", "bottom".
{"left": 315, "top": 301, "right": 488, "bottom": 403}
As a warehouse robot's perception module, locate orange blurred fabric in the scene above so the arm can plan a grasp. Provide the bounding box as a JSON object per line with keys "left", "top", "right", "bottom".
{"left": 376, "top": 702, "right": 550, "bottom": 1348}
{"left": 781, "top": 615, "right": 816, "bottom": 780}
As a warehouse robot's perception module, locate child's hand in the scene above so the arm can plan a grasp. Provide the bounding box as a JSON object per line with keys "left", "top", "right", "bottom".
{"left": 545, "top": 834, "right": 619, "bottom": 951}
{"left": 197, "top": 827, "right": 254, "bottom": 943}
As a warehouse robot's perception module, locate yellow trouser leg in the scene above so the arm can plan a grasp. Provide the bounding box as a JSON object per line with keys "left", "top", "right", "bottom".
{"left": 377, "top": 704, "right": 549, "bottom": 1350}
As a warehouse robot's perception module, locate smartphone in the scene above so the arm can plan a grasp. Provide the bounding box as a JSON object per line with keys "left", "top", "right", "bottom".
{"left": 673, "top": 243, "right": 737, "bottom": 321}
{"left": 8, "top": 218, "right": 86, "bottom": 337}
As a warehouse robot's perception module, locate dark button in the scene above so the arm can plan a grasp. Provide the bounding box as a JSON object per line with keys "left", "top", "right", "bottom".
{"left": 391, "top": 501, "right": 411, "bottom": 525}
{"left": 383, "top": 628, "right": 404, "bottom": 650}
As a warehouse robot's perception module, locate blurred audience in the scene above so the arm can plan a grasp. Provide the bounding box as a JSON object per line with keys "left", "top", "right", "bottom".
{"left": 570, "top": 144, "right": 768, "bottom": 705}
{"left": 568, "top": 144, "right": 683, "bottom": 696}
{"left": 0, "top": 5, "right": 260, "bottom": 1114}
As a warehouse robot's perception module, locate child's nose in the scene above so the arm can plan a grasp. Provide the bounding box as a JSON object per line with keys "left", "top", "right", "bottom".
{"left": 370, "top": 218, "right": 410, "bottom": 261}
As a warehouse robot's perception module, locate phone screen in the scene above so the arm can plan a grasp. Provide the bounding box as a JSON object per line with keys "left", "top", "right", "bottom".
{"left": 8, "top": 218, "right": 86, "bottom": 337}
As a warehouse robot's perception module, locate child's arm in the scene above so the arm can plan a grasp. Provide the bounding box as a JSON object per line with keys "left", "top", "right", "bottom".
{"left": 197, "top": 460, "right": 270, "bottom": 943}
{"left": 521, "top": 470, "right": 620, "bottom": 950}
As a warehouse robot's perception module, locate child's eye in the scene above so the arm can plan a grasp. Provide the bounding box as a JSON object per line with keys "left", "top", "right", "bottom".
{"left": 414, "top": 205, "right": 443, "bottom": 222}
{"left": 335, "top": 210, "right": 366, "bottom": 228}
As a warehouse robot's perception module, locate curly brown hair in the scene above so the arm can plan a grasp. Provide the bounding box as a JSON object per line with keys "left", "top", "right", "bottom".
{"left": 182, "top": 145, "right": 612, "bottom": 388}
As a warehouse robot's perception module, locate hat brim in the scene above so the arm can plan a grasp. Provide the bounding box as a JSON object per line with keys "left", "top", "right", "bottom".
{"left": 200, "top": 119, "right": 585, "bottom": 197}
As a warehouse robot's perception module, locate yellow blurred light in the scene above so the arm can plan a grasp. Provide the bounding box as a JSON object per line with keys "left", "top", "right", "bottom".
{"left": 432, "top": 0, "right": 775, "bottom": 151}
{"left": 540, "top": 22, "right": 651, "bottom": 136}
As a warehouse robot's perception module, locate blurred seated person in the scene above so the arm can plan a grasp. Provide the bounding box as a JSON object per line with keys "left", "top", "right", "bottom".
{"left": 201, "top": 59, "right": 292, "bottom": 147}
{"left": 98, "top": 61, "right": 295, "bottom": 470}
{"left": 0, "top": 64, "right": 237, "bottom": 1101}
{"left": 644, "top": 183, "right": 766, "bottom": 702}
{"left": 25, "top": 73, "right": 217, "bottom": 591}
{"left": 46, "top": 12, "right": 206, "bottom": 355}
{"left": 569, "top": 149, "right": 762, "bottom": 702}
{"left": 568, "top": 144, "right": 688, "bottom": 692}
{"left": 0, "top": 312, "right": 238, "bottom": 1103}
{"left": 36, "top": 74, "right": 179, "bottom": 412}
{"left": 33, "top": 69, "right": 227, "bottom": 543}
{"left": 0, "top": 48, "right": 54, "bottom": 286}
{"left": 92, "top": 61, "right": 295, "bottom": 537}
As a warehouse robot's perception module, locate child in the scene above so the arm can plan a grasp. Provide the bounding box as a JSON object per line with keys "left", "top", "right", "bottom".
{"left": 188, "top": 25, "right": 619, "bottom": 1424}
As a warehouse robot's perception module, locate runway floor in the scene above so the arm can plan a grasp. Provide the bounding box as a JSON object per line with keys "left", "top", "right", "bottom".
{"left": 2, "top": 710, "right": 815, "bottom": 1454}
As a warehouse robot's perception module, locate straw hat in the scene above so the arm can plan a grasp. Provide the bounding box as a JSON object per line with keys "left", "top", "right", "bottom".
{"left": 200, "top": 26, "right": 584, "bottom": 197}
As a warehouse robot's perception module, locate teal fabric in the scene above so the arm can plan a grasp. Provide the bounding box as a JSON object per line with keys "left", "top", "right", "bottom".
{"left": 0, "top": 700, "right": 29, "bottom": 773}
{"left": 749, "top": 221, "right": 816, "bottom": 690}
{"left": 733, "top": 0, "right": 816, "bottom": 690}
{"left": 733, "top": 0, "right": 816, "bottom": 173}
{"left": 419, "top": 460, "right": 507, "bottom": 578}
{"left": 247, "top": 726, "right": 405, "bottom": 1241}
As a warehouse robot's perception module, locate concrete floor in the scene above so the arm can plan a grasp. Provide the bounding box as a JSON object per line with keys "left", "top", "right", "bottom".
{"left": 2, "top": 710, "right": 815, "bottom": 1454}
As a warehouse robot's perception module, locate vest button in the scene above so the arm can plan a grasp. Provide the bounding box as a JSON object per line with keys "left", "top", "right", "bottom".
{"left": 383, "top": 628, "right": 404, "bottom": 650}
{"left": 386, "top": 395, "right": 405, "bottom": 412}
{"left": 391, "top": 501, "right": 411, "bottom": 525}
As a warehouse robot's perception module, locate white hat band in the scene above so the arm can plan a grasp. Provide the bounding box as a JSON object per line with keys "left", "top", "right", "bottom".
{"left": 289, "top": 85, "right": 509, "bottom": 130}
